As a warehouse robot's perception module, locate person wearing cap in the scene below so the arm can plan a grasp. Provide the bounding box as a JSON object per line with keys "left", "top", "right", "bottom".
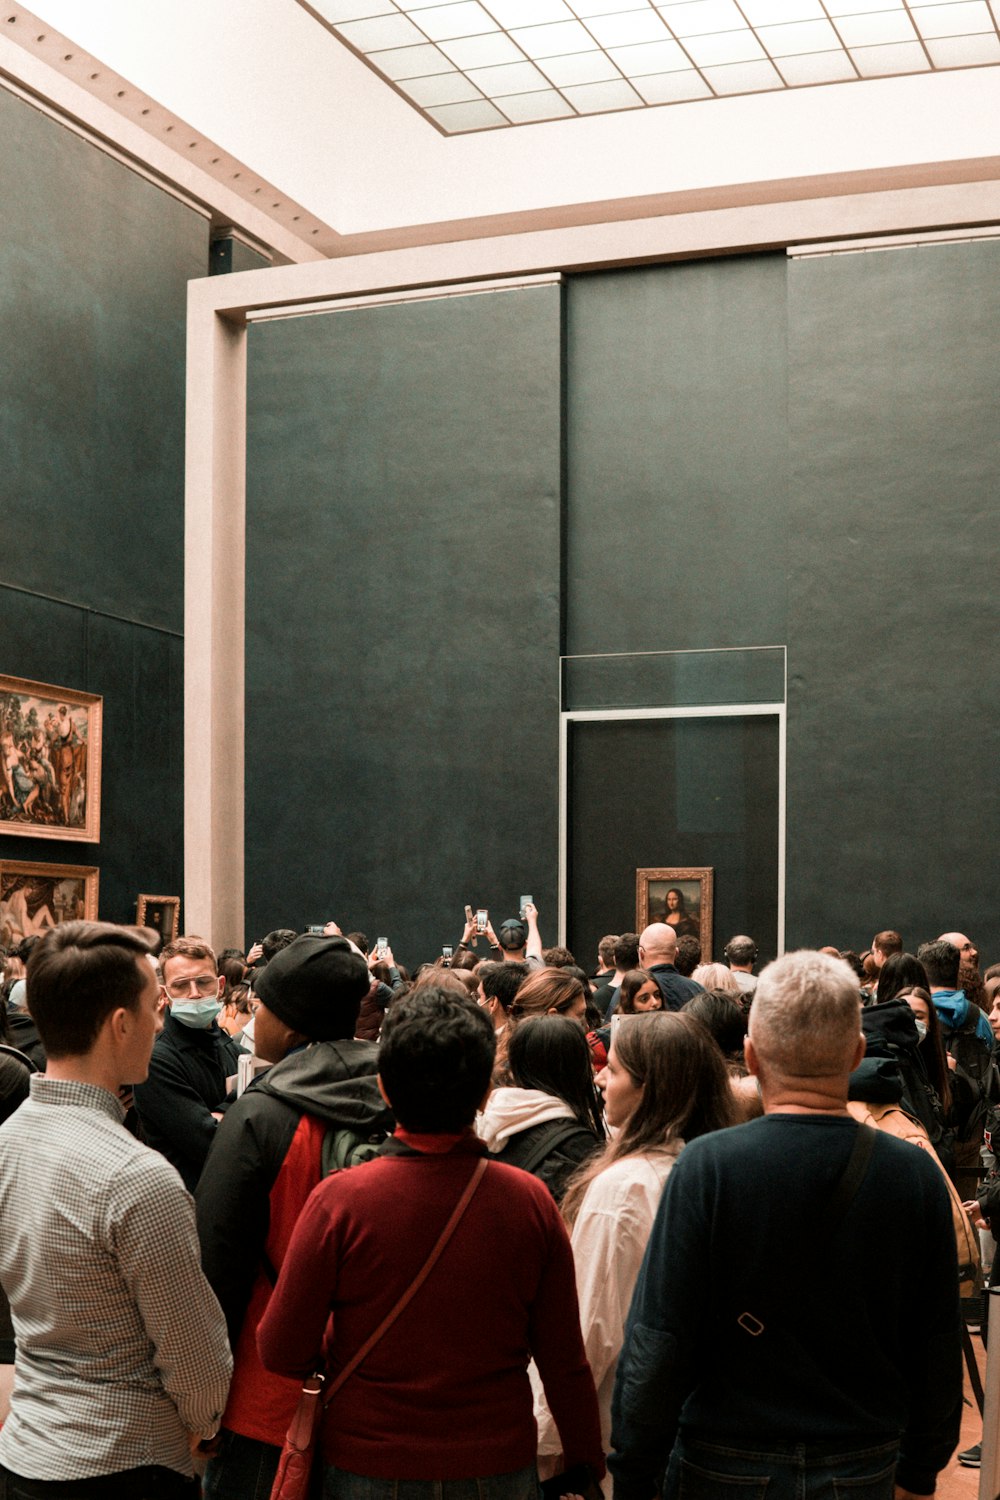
{"left": 485, "top": 903, "right": 544, "bottom": 970}
{"left": 133, "top": 937, "right": 245, "bottom": 1191}
{"left": 195, "top": 932, "right": 394, "bottom": 1500}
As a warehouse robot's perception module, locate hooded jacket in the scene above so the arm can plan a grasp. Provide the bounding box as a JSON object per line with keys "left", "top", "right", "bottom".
{"left": 195, "top": 1037, "right": 393, "bottom": 1447}
{"left": 477, "top": 1087, "right": 602, "bottom": 1203}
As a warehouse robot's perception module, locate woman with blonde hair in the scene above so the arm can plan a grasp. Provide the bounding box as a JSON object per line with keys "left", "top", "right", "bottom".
{"left": 691, "top": 961, "right": 742, "bottom": 997}
{"left": 534, "top": 1012, "right": 734, "bottom": 1489}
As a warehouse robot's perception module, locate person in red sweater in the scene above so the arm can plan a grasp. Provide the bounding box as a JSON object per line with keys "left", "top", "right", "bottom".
{"left": 258, "top": 987, "right": 605, "bottom": 1500}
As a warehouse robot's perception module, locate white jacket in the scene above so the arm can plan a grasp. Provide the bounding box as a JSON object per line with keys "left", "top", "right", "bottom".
{"left": 533, "top": 1146, "right": 681, "bottom": 1493}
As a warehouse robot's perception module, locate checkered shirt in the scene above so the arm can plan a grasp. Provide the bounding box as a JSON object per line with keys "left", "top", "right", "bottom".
{"left": 0, "top": 1076, "right": 232, "bottom": 1482}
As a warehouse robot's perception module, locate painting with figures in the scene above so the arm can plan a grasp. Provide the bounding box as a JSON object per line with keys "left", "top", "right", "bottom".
{"left": 0, "top": 675, "right": 102, "bottom": 842}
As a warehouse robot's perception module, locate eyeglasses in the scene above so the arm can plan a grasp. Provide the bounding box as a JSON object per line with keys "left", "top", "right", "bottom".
{"left": 164, "top": 975, "right": 219, "bottom": 998}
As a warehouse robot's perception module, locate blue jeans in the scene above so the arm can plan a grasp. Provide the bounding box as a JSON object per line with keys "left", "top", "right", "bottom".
{"left": 665, "top": 1437, "right": 899, "bottom": 1500}
{"left": 201, "top": 1431, "right": 280, "bottom": 1500}
{"left": 322, "top": 1464, "right": 540, "bottom": 1500}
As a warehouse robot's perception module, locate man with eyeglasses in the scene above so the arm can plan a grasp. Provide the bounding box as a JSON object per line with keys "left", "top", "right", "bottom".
{"left": 134, "top": 937, "right": 245, "bottom": 1191}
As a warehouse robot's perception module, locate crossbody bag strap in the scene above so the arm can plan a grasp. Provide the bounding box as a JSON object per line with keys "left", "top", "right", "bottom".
{"left": 321, "top": 1154, "right": 489, "bottom": 1406}
{"left": 736, "top": 1122, "right": 877, "bottom": 1339}
{"left": 818, "top": 1121, "right": 877, "bottom": 1231}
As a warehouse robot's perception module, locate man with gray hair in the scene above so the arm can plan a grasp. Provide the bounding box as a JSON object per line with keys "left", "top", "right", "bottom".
{"left": 609, "top": 949, "right": 963, "bottom": 1500}
{"left": 723, "top": 934, "right": 758, "bottom": 996}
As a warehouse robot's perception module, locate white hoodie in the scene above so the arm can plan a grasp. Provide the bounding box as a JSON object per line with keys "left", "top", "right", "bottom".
{"left": 475, "top": 1086, "right": 574, "bottom": 1151}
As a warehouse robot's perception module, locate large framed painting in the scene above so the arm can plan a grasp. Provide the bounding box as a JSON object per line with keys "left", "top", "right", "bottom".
{"left": 137, "top": 894, "right": 180, "bottom": 946}
{"left": 636, "top": 867, "right": 714, "bottom": 960}
{"left": 0, "top": 861, "right": 99, "bottom": 946}
{"left": 0, "top": 675, "right": 102, "bottom": 842}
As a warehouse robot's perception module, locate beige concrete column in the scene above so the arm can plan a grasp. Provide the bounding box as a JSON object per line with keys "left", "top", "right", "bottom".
{"left": 184, "top": 283, "right": 247, "bottom": 948}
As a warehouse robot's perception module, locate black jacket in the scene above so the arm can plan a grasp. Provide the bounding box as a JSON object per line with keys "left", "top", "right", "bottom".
{"left": 491, "top": 1118, "right": 602, "bottom": 1205}
{"left": 5, "top": 1012, "right": 45, "bottom": 1071}
{"left": 134, "top": 1011, "right": 245, "bottom": 1190}
{"left": 195, "top": 1037, "right": 392, "bottom": 1347}
{"left": 648, "top": 962, "right": 704, "bottom": 1013}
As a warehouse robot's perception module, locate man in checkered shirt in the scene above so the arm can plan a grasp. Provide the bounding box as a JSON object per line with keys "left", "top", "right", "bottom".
{"left": 0, "top": 921, "right": 232, "bottom": 1500}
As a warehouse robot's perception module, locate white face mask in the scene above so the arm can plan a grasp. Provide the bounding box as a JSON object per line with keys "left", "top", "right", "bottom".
{"left": 914, "top": 1019, "right": 928, "bottom": 1041}
{"left": 171, "top": 998, "right": 223, "bottom": 1029}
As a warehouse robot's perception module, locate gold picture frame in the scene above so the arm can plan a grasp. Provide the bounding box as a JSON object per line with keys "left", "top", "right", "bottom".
{"left": 636, "top": 867, "right": 714, "bottom": 961}
{"left": 0, "top": 860, "right": 99, "bottom": 946}
{"left": 136, "top": 894, "right": 180, "bottom": 945}
{"left": 0, "top": 674, "right": 103, "bottom": 842}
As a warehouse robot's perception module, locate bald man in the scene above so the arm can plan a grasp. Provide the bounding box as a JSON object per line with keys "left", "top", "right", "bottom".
{"left": 637, "top": 923, "right": 703, "bottom": 1012}
{"left": 939, "top": 931, "right": 979, "bottom": 969}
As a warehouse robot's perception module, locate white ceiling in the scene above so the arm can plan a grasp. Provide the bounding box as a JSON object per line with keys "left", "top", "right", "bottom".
{"left": 14, "top": 0, "right": 1000, "bottom": 250}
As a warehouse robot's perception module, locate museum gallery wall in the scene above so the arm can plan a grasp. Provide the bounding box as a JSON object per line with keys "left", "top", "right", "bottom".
{"left": 0, "top": 84, "right": 206, "bottom": 929}
{"left": 246, "top": 247, "right": 999, "bottom": 967}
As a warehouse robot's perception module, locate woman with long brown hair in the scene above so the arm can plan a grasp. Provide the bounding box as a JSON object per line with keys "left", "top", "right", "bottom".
{"left": 534, "top": 1012, "right": 734, "bottom": 1488}
{"left": 494, "top": 966, "right": 590, "bottom": 1083}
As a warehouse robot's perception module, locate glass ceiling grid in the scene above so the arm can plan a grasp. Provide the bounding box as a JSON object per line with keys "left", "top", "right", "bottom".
{"left": 296, "top": 0, "right": 1000, "bottom": 132}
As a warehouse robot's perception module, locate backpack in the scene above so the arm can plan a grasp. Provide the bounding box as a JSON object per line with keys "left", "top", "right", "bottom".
{"left": 320, "top": 1122, "right": 388, "bottom": 1174}
{"left": 859, "top": 1002, "right": 954, "bottom": 1173}
{"left": 942, "top": 1004, "right": 994, "bottom": 1144}
{"left": 493, "top": 1117, "right": 601, "bottom": 1204}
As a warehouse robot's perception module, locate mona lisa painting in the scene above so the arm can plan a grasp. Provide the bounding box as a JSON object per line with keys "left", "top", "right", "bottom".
{"left": 636, "top": 867, "right": 714, "bottom": 960}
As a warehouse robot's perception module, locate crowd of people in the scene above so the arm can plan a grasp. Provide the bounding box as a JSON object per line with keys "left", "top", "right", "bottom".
{"left": 0, "top": 908, "right": 994, "bottom": 1500}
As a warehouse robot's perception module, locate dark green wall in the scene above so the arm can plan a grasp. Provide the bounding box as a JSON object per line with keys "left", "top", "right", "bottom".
{"left": 786, "top": 241, "right": 1000, "bottom": 954}
{"left": 245, "top": 287, "right": 563, "bottom": 967}
{"left": 0, "top": 86, "right": 206, "bottom": 923}
{"left": 564, "top": 247, "right": 999, "bottom": 963}
{"left": 243, "top": 244, "right": 999, "bottom": 970}
{"left": 564, "top": 257, "right": 789, "bottom": 655}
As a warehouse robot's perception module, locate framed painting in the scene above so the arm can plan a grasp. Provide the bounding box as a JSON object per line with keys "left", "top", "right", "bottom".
{"left": 636, "top": 867, "right": 714, "bottom": 960}
{"left": 0, "top": 675, "right": 102, "bottom": 842}
{"left": 0, "top": 860, "right": 99, "bottom": 946}
{"left": 137, "top": 894, "right": 180, "bottom": 946}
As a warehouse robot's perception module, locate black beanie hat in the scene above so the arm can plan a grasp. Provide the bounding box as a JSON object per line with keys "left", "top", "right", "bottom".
{"left": 254, "top": 933, "right": 370, "bottom": 1040}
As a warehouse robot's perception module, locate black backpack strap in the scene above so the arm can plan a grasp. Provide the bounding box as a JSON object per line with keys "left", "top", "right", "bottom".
{"left": 507, "top": 1118, "right": 588, "bottom": 1176}
{"left": 0, "top": 1043, "right": 37, "bottom": 1072}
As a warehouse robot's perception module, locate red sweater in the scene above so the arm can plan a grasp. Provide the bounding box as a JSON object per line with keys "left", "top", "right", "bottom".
{"left": 257, "top": 1132, "right": 604, "bottom": 1481}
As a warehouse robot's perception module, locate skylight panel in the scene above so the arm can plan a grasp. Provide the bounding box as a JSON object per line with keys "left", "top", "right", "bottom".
{"left": 338, "top": 13, "right": 427, "bottom": 50}
{"left": 682, "top": 29, "right": 766, "bottom": 66}
{"left": 757, "top": 19, "right": 840, "bottom": 56}
{"left": 585, "top": 11, "right": 671, "bottom": 47}
{"left": 925, "top": 30, "right": 1000, "bottom": 62}
{"left": 497, "top": 89, "right": 577, "bottom": 121}
{"left": 539, "top": 50, "right": 622, "bottom": 84}
{"left": 849, "top": 40, "right": 931, "bottom": 73}
{"left": 611, "top": 38, "right": 689, "bottom": 74}
{"left": 408, "top": 4, "right": 499, "bottom": 42}
{"left": 295, "top": 0, "right": 1000, "bottom": 133}
{"left": 510, "top": 20, "right": 597, "bottom": 57}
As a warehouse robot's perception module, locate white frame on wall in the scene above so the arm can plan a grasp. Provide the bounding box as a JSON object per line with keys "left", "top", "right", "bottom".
{"left": 558, "top": 703, "right": 787, "bottom": 955}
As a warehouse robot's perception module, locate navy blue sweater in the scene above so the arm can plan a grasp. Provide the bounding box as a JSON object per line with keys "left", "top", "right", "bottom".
{"left": 610, "top": 1113, "right": 962, "bottom": 1499}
